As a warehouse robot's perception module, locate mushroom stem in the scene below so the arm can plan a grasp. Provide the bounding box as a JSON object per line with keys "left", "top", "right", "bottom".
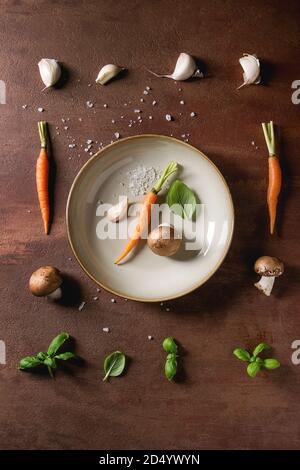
{"left": 47, "top": 287, "right": 62, "bottom": 301}
{"left": 254, "top": 276, "right": 275, "bottom": 296}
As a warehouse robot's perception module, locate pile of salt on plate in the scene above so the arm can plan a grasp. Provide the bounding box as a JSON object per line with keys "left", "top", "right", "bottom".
{"left": 127, "top": 166, "right": 161, "bottom": 197}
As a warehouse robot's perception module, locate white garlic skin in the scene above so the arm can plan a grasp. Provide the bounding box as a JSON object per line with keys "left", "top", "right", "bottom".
{"left": 107, "top": 197, "right": 128, "bottom": 222}
{"left": 95, "top": 64, "right": 123, "bottom": 85}
{"left": 38, "top": 58, "right": 61, "bottom": 89}
{"left": 238, "top": 53, "right": 261, "bottom": 89}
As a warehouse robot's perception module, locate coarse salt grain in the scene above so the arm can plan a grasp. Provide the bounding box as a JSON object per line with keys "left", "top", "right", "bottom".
{"left": 22, "top": 104, "right": 27, "bottom": 109}
{"left": 180, "top": 100, "right": 185, "bottom": 105}
{"left": 148, "top": 335, "right": 153, "bottom": 340}
{"left": 86, "top": 101, "right": 94, "bottom": 108}
{"left": 103, "top": 327, "right": 110, "bottom": 333}
{"left": 111, "top": 298, "right": 116, "bottom": 303}
{"left": 78, "top": 301, "right": 86, "bottom": 311}
{"left": 190, "top": 112, "right": 196, "bottom": 117}
{"left": 165, "top": 114, "right": 172, "bottom": 121}
{"left": 114, "top": 132, "right": 120, "bottom": 139}
{"left": 37, "top": 107, "right": 44, "bottom": 112}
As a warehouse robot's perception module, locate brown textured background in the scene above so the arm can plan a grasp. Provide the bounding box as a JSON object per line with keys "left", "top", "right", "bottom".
{"left": 0, "top": 0, "right": 300, "bottom": 450}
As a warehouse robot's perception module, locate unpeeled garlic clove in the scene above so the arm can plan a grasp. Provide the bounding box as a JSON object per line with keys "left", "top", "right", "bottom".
{"left": 148, "top": 53, "right": 203, "bottom": 81}
{"left": 107, "top": 196, "right": 128, "bottom": 222}
{"left": 38, "top": 58, "right": 61, "bottom": 90}
{"left": 95, "top": 64, "right": 124, "bottom": 85}
{"left": 238, "top": 53, "right": 261, "bottom": 90}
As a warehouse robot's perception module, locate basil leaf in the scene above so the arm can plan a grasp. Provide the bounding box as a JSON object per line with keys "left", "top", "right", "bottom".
{"left": 247, "top": 362, "right": 261, "bottom": 378}
{"left": 252, "top": 342, "right": 271, "bottom": 358}
{"left": 55, "top": 352, "right": 76, "bottom": 361}
{"left": 44, "top": 357, "right": 57, "bottom": 369}
{"left": 103, "top": 351, "right": 125, "bottom": 382}
{"left": 263, "top": 359, "right": 280, "bottom": 370}
{"left": 19, "top": 356, "right": 41, "bottom": 370}
{"left": 47, "top": 332, "right": 69, "bottom": 357}
{"left": 36, "top": 352, "right": 48, "bottom": 361}
{"left": 162, "top": 337, "right": 178, "bottom": 354}
{"left": 233, "top": 348, "right": 251, "bottom": 362}
{"left": 166, "top": 180, "right": 197, "bottom": 219}
{"left": 165, "top": 357, "right": 177, "bottom": 381}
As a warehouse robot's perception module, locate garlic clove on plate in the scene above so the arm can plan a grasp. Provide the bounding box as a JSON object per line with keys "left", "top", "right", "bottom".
{"left": 95, "top": 64, "right": 124, "bottom": 85}
{"left": 237, "top": 53, "right": 261, "bottom": 90}
{"left": 38, "top": 58, "right": 61, "bottom": 90}
{"left": 107, "top": 196, "right": 128, "bottom": 222}
{"left": 148, "top": 53, "right": 203, "bottom": 81}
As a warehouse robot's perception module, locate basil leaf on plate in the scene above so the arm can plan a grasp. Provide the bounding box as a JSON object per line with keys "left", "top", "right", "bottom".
{"left": 165, "top": 355, "right": 177, "bottom": 381}
{"left": 162, "top": 337, "right": 178, "bottom": 354}
{"left": 103, "top": 351, "right": 126, "bottom": 382}
{"left": 166, "top": 180, "right": 197, "bottom": 219}
{"left": 55, "top": 352, "right": 76, "bottom": 361}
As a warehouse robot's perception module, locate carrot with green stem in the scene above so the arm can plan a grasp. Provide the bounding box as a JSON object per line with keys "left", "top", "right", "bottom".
{"left": 114, "top": 161, "right": 178, "bottom": 264}
{"left": 37, "top": 121, "right": 50, "bottom": 235}
{"left": 262, "top": 121, "right": 282, "bottom": 235}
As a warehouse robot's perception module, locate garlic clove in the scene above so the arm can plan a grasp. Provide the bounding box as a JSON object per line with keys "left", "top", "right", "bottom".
{"left": 95, "top": 64, "right": 124, "bottom": 85}
{"left": 148, "top": 53, "right": 203, "bottom": 81}
{"left": 237, "top": 53, "right": 261, "bottom": 90}
{"left": 38, "top": 58, "right": 61, "bottom": 90}
{"left": 107, "top": 196, "right": 128, "bottom": 222}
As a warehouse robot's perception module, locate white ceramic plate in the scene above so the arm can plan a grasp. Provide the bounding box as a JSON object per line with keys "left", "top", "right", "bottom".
{"left": 66, "top": 135, "right": 234, "bottom": 302}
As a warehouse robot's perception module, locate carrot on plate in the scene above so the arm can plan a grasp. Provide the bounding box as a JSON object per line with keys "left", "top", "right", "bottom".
{"left": 261, "top": 121, "right": 282, "bottom": 235}
{"left": 114, "top": 161, "right": 178, "bottom": 264}
{"left": 37, "top": 121, "right": 50, "bottom": 235}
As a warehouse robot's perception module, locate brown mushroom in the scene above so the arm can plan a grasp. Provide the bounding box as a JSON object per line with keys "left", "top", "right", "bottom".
{"left": 147, "top": 224, "right": 181, "bottom": 257}
{"left": 29, "top": 266, "right": 63, "bottom": 300}
{"left": 254, "top": 256, "right": 284, "bottom": 296}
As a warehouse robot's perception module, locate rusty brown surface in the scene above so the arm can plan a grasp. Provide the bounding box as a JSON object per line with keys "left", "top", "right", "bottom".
{"left": 0, "top": 0, "right": 300, "bottom": 450}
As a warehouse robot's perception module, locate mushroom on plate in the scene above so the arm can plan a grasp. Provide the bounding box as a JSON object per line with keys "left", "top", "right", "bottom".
{"left": 147, "top": 224, "right": 181, "bottom": 257}
{"left": 254, "top": 256, "right": 284, "bottom": 296}
{"left": 29, "top": 266, "right": 63, "bottom": 300}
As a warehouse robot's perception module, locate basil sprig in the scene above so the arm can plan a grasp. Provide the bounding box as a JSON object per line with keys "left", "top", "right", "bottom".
{"left": 103, "top": 351, "right": 126, "bottom": 382}
{"left": 163, "top": 337, "right": 179, "bottom": 381}
{"left": 166, "top": 179, "right": 197, "bottom": 220}
{"left": 233, "top": 342, "right": 280, "bottom": 378}
{"left": 19, "top": 332, "right": 76, "bottom": 378}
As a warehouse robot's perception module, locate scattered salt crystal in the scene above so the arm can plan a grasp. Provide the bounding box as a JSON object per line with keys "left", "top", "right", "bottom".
{"left": 61, "top": 118, "right": 66, "bottom": 122}
{"left": 166, "top": 307, "right": 170, "bottom": 312}
{"left": 134, "top": 109, "right": 141, "bottom": 113}
{"left": 121, "top": 115, "right": 124, "bottom": 119}
{"left": 78, "top": 301, "right": 86, "bottom": 311}
{"left": 78, "top": 117, "right": 82, "bottom": 122}
{"left": 190, "top": 112, "right": 196, "bottom": 117}
{"left": 165, "top": 114, "right": 172, "bottom": 121}
{"left": 27, "top": 209, "right": 31, "bottom": 213}
{"left": 140, "top": 98, "right": 144, "bottom": 102}
{"left": 97, "top": 288, "right": 101, "bottom": 292}
{"left": 68, "top": 144, "right": 76, "bottom": 149}
{"left": 114, "top": 132, "right": 120, "bottom": 139}
{"left": 180, "top": 100, "right": 185, "bottom": 105}
{"left": 103, "top": 103, "right": 108, "bottom": 108}
{"left": 88, "top": 83, "right": 92, "bottom": 87}
{"left": 251, "top": 141, "right": 255, "bottom": 146}
{"left": 37, "top": 107, "right": 44, "bottom": 112}
{"left": 178, "top": 88, "right": 182, "bottom": 91}
{"left": 22, "top": 104, "right": 27, "bottom": 109}
{"left": 111, "top": 298, "right": 116, "bottom": 303}
{"left": 146, "top": 86, "right": 151, "bottom": 91}
{"left": 160, "top": 302, "right": 164, "bottom": 306}
{"left": 89, "top": 151, "right": 93, "bottom": 155}
{"left": 86, "top": 101, "right": 94, "bottom": 108}
{"left": 103, "top": 327, "right": 110, "bottom": 333}
{"left": 143, "top": 90, "right": 149, "bottom": 95}
{"left": 68, "top": 257, "right": 72, "bottom": 261}
{"left": 93, "top": 296, "right": 98, "bottom": 301}
{"left": 148, "top": 335, "right": 153, "bottom": 340}
{"left": 152, "top": 100, "right": 157, "bottom": 106}
{"left": 56, "top": 131, "right": 60, "bottom": 135}
{"left": 149, "top": 116, "right": 153, "bottom": 120}
{"left": 86, "top": 139, "right": 93, "bottom": 145}
{"left": 64, "top": 126, "right": 68, "bottom": 130}
{"left": 124, "top": 103, "right": 127, "bottom": 106}
{"left": 111, "top": 119, "right": 115, "bottom": 124}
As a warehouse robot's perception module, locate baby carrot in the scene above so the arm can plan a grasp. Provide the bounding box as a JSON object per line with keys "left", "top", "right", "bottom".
{"left": 114, "top": 161, "right": 178, "bottom": 264}
{"left": 262, "top": 121, "right": 282, "bottom": 235}
{"left": 37, "top": 121, "right": 50, "bottom": 235}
